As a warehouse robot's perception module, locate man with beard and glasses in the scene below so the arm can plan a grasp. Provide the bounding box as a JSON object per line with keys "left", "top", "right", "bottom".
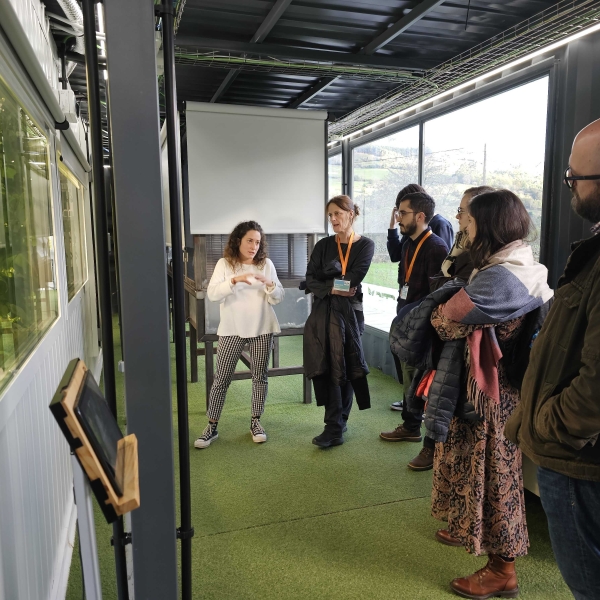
{"left": 380, "top": 191, "right": 448, "bottom": 470}
{"left": 506, "top": 118, "right": 600, "bottom": 600}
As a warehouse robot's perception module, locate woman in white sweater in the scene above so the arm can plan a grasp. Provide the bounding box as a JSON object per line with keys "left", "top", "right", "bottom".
{"left": 194, "top": 221, "right": 284, "bottom": 448}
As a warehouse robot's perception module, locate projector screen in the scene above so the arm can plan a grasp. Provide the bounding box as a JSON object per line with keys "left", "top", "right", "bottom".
{"left": 186, "top": 102, "right": 327, "bottom": 234}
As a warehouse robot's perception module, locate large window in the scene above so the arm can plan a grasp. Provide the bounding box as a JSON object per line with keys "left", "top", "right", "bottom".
{"left": 0, "top": 78, "right": 58, "bottom": 390}
{"left": 349, "top": 77, "right": 549, "bottom": 331}
{"left": 353, "top": 126, "right": 419, "bottom": 330}
{"left": 59, "top": 164, "right": 87, "bottom": 300}
{"left": 423, "top": 77, "right": 549, "bottom": 258}
{"left": 328, "top": 153, "right": 342, "bottom": 198}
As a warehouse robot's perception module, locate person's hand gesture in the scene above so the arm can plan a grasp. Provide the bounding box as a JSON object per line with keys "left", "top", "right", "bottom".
{"left": 254, "top": 274, "right": 274, "bottom": 287}
{"left": 389, "top": 206, "right": 399, "bottom": 229}
{"left": 231, "top": 274, "right": 254, "bottom": 285}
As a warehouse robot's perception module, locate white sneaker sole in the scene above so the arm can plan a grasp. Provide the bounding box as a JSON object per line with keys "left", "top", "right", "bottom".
{"left": 194, "top": 433, "right": 218, "bottom": 449}
{"left": 252, "top": 433, "right": 267, "bottom": 443}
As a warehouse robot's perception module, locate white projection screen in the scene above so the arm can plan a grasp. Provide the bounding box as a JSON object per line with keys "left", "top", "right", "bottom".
{"left": 186, "top": 102, "right": 327, "bottom": 234}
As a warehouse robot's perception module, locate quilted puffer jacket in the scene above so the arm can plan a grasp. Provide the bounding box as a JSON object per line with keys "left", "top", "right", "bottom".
{"left": 390, "top": 281, "right": 474, "bottom": 442}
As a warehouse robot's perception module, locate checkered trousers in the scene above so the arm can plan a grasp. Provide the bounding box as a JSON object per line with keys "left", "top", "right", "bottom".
{"left": 206, "top": 333, "right": 274, "bottom": 422}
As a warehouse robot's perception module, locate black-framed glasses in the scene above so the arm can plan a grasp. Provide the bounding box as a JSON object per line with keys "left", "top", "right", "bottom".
{"left": 397, "top": 210, "right": 416, "bottom": 218}
{"left": 564, "top": 166, "right": 600, "bottom": 190}
{"left": 457, "top": 207, "right": 467, "bottom": 214}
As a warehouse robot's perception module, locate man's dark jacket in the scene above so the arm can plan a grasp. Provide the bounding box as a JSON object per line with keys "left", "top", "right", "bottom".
{"left": 506, "top": 232, "right": 600, "bottom": 482}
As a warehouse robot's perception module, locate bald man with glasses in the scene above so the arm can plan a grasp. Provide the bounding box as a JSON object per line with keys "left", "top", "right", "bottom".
{"left": 506, "top": 118, "right": 600, "bottom": 600}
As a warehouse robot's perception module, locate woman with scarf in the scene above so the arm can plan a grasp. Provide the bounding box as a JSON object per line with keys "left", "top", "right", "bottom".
{"left": 303, "top": 195, "right": 375, "bottom": 448}
{"left": 429, "top": 190, "right": 553, "bottom": 598}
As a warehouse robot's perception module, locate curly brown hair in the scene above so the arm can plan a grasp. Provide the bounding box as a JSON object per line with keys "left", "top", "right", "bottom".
{"left": 224, "top": 221, "right": 268, "bottom": 270}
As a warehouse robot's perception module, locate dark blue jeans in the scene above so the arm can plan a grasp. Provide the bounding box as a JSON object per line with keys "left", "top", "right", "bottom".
{"left": 537, "top": 467, "right": 600, "bottom": 600}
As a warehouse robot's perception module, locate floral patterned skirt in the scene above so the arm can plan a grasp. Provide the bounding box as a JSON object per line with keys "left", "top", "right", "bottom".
{"left": 431, "top": 372, "right": 529, "bottom": 557}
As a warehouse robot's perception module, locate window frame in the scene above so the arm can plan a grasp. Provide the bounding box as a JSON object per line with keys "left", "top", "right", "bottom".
{"left": 346, "top": 57, "right": 557, "bottom": 267}
{"left": 58, "top": 160, "right": 89, "bottom": 302}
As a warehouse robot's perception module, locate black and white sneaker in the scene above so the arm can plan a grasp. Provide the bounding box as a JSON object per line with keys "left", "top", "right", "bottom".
{"left": 250, "top": 417, "right": 267, "bottom": 443}
{"left": 194, "top": 422, "right": 218, "bottom": 449}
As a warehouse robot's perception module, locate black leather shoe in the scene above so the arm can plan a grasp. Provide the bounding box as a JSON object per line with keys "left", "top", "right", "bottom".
{"left": 312, "top": 431, "right": 344, "bottom": 448}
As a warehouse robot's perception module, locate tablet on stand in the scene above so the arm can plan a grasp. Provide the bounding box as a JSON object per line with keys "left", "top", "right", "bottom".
{"left": 50, "top": 359, "right": 140, "bottom": 600}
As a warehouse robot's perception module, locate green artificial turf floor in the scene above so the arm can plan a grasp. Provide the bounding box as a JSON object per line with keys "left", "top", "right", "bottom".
{"left": 66, "top": 326, "right": 571, "bottom": 599}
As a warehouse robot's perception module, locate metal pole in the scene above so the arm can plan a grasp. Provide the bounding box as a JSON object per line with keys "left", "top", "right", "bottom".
{"left": 72, "top": 456, "right": 103, "bottom": 600}
{"left": 81, "top": 1, "right": 129, "bottom": 598}
{"left": 160, "top": 3, "right": 194, "bottom": 599}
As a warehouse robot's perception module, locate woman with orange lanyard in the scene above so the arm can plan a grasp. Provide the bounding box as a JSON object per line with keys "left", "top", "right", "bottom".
{"left": 304, "top": 195, "right": 375, "bottom": 447}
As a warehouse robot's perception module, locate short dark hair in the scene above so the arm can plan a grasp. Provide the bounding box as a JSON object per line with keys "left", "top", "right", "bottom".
{"left": 468, "top": 189, "right": 532, "bottom": 269}
{"left": 395, "top": 183, "right": 426, "bottom": 208}
{"left": 399, "top": 192, "right": 435, "bottom": 223}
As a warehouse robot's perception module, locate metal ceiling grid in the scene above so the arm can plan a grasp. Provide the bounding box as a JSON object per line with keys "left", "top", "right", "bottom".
{"left": 329, "top": 0, "right": 600, "bottom": 137}
{"left": 173, "top": 0, "right": 561, "bottom": 116}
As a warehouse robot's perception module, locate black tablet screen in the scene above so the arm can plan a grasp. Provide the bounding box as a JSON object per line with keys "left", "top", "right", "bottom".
{"left": 74, "top": 372, "right": 124, "bottom": 496}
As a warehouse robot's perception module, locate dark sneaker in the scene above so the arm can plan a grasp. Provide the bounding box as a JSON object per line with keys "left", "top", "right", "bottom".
{"left": 250, "top": 417, "right": 267, "bottom": 443}
{"left": 390, "top": 401, "right": 404, "bottom": 411}
{"left": 342, "top": 422, "right": 348, "bottom": 433}
{"left": 379, "top": 424, "right": 422, "bottom": 442}
{"left": 312, "top": 431, "right": 344, "bottom": 448}
{"left": 194, "top": 422, "right": 218, "bottom": 449}
{"left": 408, "top": 446, "right": 434, "bottom": 471}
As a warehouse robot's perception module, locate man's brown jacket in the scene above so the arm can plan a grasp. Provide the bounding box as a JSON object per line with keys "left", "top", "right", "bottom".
{"left": 505, "top": 232, "right": 600, "bottom": 481}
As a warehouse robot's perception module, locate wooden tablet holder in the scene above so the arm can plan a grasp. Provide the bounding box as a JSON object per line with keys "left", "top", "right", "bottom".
{"left": 51, "top": 359, "right": 140, "bottom": 523}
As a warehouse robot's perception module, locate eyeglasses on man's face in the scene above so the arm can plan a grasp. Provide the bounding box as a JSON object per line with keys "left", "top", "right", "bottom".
{"left": 563, "top": 166, "right": 600, "bottom": 190}
{"left": 396, "top": 210, "right": 416, "bottom": 218}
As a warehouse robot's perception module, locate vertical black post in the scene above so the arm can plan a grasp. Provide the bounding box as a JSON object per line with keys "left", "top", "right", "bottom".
{"left": 60, "top": 46, "right": 67, "bottom": 90}
{"left": 160, "top": 3, "right": 194, "bottom": 600}
{"left": 418, "top": 121, "right": 424, "bottom": 186}
{"left": 81, "top": 1, "right": 129, "bottom": 599}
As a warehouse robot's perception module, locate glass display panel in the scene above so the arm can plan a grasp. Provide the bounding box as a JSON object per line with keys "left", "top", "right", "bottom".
{"left": 0, "top": 78, "right": 58, "bottom": 391}
{"left": 60, "top": 164, "right": 87, "bottom": 300}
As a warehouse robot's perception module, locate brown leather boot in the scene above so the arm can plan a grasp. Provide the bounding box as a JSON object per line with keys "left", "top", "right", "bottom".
{"left": 435, "top": 528, "right": 462, "bottom": 547}
{"left": 450, "top": 554, "right": 519, "bottom": 599}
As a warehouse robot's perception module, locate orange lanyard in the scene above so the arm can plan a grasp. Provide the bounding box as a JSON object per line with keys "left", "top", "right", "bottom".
{"left": 404, "top": 230, "right": 432, "bottom": 284}
{"left": 336, "top": 231, "right": 355, "bottom": 278}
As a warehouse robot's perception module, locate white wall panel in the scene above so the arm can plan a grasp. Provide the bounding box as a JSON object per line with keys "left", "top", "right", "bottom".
{"left": 0, "top": 295, "right": 92, "bottom": 600}
{"left": 7, "top": 0, "right": 58, "bottom": 89}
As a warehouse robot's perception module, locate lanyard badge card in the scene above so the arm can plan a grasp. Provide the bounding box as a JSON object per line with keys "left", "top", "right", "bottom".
{"left": 333, "top": 232, "right": 354, "bottom": 293}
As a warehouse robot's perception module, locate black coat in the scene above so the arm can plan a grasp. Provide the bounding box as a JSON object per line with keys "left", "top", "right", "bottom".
{"left": 303, "top": 235, "right": 374, "bottom": 409}
{"left": 303, "top": 294, "right": 371, "bottom": 408}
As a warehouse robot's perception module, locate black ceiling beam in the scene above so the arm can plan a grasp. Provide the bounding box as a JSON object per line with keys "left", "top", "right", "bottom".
{"left": 362, "top": 0, "right": 447, "bottom": 55}
{"left": 288, "top": 1, "right": 447, "bottom": 109}
{"left": 210, "top": 68, "right": 241, "bottom": 102}
{"left": 250, "top": 0, "right": 294, "bottom": 44}
{"left": 211, "top": 0, "right": 294, "bottom": 103}
{"left": 175, "top": 37, "right": 427, "bottom": 71}
{"left": 288, "top": 77, "right": 336, "bottom": 108}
